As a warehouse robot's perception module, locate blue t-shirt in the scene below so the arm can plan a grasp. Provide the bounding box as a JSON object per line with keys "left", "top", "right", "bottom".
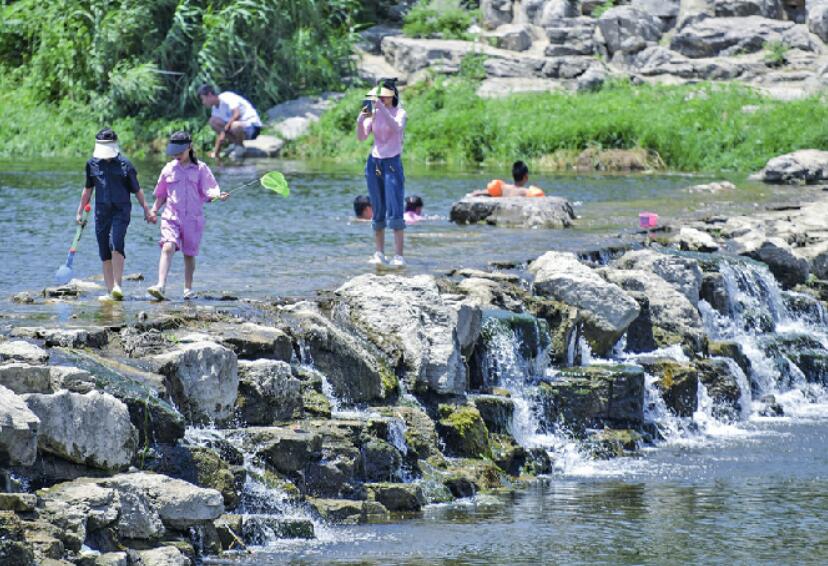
{"left": 85, "top": 155, "right": 140, "bottom": 205}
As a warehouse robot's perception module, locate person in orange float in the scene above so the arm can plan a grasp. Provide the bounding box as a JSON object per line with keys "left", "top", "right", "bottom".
{"left": 468, "top": 160, "right": 545, "bottom": 198}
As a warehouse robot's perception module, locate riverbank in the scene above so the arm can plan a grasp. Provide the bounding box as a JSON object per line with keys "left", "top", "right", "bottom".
{"left": 5, "top": 77, "right": 828, "bottom": 175}
{"left": 3, "top": 163, "right": 828, "bottom": 563}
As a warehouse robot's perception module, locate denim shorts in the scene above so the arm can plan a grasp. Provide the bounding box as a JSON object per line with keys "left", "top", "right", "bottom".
{"left": 244, "top": 125, "right": 262, "bottom": 140}
{"left": 365, "top": 154, "right": 405, "bottom": 232}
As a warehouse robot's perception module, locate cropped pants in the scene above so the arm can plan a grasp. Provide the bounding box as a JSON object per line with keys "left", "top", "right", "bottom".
{"left": 95, "top": 202, "right": 131, "bottom": 261}
{"left": 365, "top": 154, "right": 405, "bottom": 232}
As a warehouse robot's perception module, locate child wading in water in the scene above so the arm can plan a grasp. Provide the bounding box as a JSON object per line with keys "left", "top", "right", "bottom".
{"left": 76, "top": 128, "right": 153, "bottom": 301}
{"left": 147, "top": 132, "right": 229, "bottom": 300}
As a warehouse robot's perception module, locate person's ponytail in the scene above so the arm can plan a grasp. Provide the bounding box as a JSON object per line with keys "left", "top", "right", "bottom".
{"left": 189, "top": 147, "right": 198, "bottom": 165}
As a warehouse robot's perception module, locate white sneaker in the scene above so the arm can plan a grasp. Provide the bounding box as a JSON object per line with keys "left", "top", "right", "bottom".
{"left": 111, "top": 285, "right": 124, "bottom": 301}
{"left": 368, "top": 252, "right": 387, "bottom": 265}
{"left": 147, "top": 285, "right": 166, "bottom": 301}
{"left": 389, "top": 255, "right": 406, "bottom": 268}
{"left": 183, "top": 288, "right": 194, "bottom": 300}
{"left": 97, "top": 293, "right": 115, "bottom": 302}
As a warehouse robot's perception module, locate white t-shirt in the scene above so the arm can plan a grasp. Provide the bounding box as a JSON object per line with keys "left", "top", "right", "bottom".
{"left": 211, "top": 91, "right": 262, "bottom": 127}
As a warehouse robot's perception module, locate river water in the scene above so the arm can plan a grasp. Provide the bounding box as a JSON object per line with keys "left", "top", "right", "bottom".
{"left": 0, "top": 157, "right": 800, "bottom": 303}
{"left": 3, "top": 158, "right": 826, "bottom": 565}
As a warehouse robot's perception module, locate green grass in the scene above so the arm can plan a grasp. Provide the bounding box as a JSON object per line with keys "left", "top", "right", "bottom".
{"left": 287, "top": 78, "right": 828, "bottom": 172}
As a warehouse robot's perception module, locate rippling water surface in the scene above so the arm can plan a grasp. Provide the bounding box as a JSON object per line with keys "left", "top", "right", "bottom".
{"left": 0, "top": 157, "right": 801, "bottom": 303}
{"left": 223, "top": 417, "right": 828, "bottom": 566}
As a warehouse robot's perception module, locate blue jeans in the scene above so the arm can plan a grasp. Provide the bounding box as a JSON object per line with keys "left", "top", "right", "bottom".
{"left": 95, "top": 202, "right": 131, "bottom": 261}
{"left": 365, "top": 154, "right": 405, "bottom": 232}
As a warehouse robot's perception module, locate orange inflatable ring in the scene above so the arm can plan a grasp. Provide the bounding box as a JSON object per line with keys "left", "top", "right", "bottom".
{"left": 527, "top": 187, "right": 545, "bottom": 197}
{"left": 486, "top": 179, "right": 504, "bottom": 197}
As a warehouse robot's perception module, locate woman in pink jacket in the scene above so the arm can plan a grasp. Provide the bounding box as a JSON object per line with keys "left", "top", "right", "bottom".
{"left": 356, "top": 80, "right": 408, "bottom": 268}
{"left": 147, "top": 131, "right": 229, "bottom": 300}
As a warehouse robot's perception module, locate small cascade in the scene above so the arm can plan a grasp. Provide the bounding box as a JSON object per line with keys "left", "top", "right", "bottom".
{"left": 715, "top": 357, "right": 753, "bottom": 420}
{"left": 184, "top": 426, "right": 326, "bottom": 548}
{"left": 387, "top": 418, "right": 409, "bottom": 457}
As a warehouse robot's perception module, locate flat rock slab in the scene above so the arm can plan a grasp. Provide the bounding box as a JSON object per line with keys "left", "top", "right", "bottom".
{"left": 242, "top": 135, "right": 284, "bottom": 158}
{"left": 450, "top": 196, "right": 576, "bottom": 229}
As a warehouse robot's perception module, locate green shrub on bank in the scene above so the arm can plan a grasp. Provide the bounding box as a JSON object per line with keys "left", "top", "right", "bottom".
{"left": 403, "top": 0, "right": 477, "bottom": 40}
{"left": 0, "top": 0, "right": 359, "bottom": 120}
{"left": 287, "top": 78, "right": 828, "bottom": 172}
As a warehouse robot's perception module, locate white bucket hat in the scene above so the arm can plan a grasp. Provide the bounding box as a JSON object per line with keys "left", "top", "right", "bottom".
{"left": 93, "top": 128, "right": 120, "bottom": 159}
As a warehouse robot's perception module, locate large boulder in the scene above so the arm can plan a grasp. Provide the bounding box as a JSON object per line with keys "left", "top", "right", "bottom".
{"left": 382, "top": 36, "right": 482, "bottom": 74}
{"left": 333, "top": 274, "right": 481, "bottom": 395}
{"left": 535, "top": 0, "right": 582, "bottom": 24}
{"left": 529, "top": 251, "right": 640, "bottom": 355}
{"left": 436, "top": 404, "right": 491, "bottom": 458}
{"left": 220, "top": 322, "right": 292, "bottom": 361}
{"left": 37, "top": 479, "right": 120, "bottom": 552}
{"left": 615, "top": 249, "right": 704, "bottom": 306}
{"left": 231, "top": 427, "right": 322, "bottom": 475}
{"left": 0, "top": 385, "right": 39, "bottom": 466}
{"left": 632, "top": 0, "right": 681, "bottom": 27}
{"left": 0, "top": 363, "right": 54, "bottom": 394}
{"left": 597, "top": 6, "right": 663, "bottom": 58}
{"left": 365, "top": 482, "right": 425, "bottom": 512}
{"left": 602, "top": 268, "right": 707, "bottom": 353}
{"left": 136, "top": 546, "right": 191, "bottom": 566}
{"left": 636, "top": 358, "right": 699, "bottom": 416}
{"left": 741, "top": 237, "right": 810, "bottom": 289}
{"left": 266, "top": 94, "right": 340, "bottom": 141}
{"left": 24, "top": 390, "right": 137, "bottom": 471}
{"left": 670, "top": 16, "right": 814, "bottom": 58}
{"left": 751, "top": 149, "right": 828, "bottom": 184}
{"left": 535, "top": 365, "right": 646, "bottom": 432}
{"left": 282, "top": 304, "right": 390, "bottom": 403}
{"left": 450, "top": 196, "right": 576, "bottom": 229}
{"left": 544, "top": 17, "right": 597, "bottom": 56}
{"left": 236, "top": 360, "right": 302, "bottom": 425}
{"left": 0, "top": 341, "right": 48, "bottom": 364}
{"left": 714, "top": 0, "right": 783, "bottom": 18}
{"left": 153, "top": 341, "right": 238, "bottom": 424}
{"left": 487, "top": 24, "right": 533, "bottom": 52}
{"left": 809, "top": 0, "right": 828, "bottom": 42}
{"left": 481, "top": 0, "right": 514, "bottom": 27}
{"left": 102, "top": 472, "right": 224, "bottom": 530}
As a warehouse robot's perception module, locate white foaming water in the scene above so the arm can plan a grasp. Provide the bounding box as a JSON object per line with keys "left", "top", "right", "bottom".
{"left": 715, "top": 357, "right": 753, "bottom": 420}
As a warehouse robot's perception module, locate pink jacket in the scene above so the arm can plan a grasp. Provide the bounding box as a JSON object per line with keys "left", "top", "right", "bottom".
{"left": 356, "top": 103, "right": 407, "bottom": 159}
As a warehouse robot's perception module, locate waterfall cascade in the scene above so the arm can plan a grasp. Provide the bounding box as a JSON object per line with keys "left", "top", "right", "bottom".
{"left": 478, "top": 254, "right": 828, "bottom": 476}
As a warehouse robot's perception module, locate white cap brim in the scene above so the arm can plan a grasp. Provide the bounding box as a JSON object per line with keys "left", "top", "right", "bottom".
{"left": 93, "top": 141, "right": 119, "bottom": 159}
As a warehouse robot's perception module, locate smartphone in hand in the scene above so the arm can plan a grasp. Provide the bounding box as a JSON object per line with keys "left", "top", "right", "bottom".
{"left": 362, "top": 99, "right": 373, "bottom": 113}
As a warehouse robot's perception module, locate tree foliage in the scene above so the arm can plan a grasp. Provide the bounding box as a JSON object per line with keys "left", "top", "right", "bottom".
{"left": 0, "top": 0, "right": 360, "bottom": 120}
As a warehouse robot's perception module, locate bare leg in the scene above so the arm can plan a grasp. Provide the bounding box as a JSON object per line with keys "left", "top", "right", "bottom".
{"left": 209, "top": 116, "right": 225, "bottom": 134}
{"left": 112, "top": 252, "right": 125, "bottom": 288}
{"left": 183, "top": 255, "right": 196, "bottom": 290}
{"left": 157, "top": 243, "right": 176, "bottom": 288}
{"left": 102, "top": 260, "right": 114, "bottom": 292}
{"left": 374, "top": 229, "right": 385, "bottom": 255}
{"left": 393, "top": 229, "right": 404, "bottom": 257}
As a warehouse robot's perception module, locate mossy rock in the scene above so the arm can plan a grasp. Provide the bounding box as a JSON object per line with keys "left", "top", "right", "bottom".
{"left": 635, "top": 358, "right": 699, "bottom": 417}
{"left": 471, "top": 394, "right": 514, "bottom": 435}
{"left": 379, "top": 362, "right": 400, "bottom": 401}
{"left": 302, "top": 389, "right": 332, "bottom": 418}
{"left": 190, "top": 447, "right": 239, "bottom": 509}
{"left": 365, "top": 483, "right": 425, "bottom": 512}
{"left": 443, "top": 458, "right": 508, "bottom": 493}
{"left": 587, "top": 429, "right": 642, "bottom": 459}
{"left": 436, "top": 404, "right": 491, "bottom": 459}
{"left": 708, "top": 341, "right": 752, "bottom": 378}
{"left": 377, "top": 406, "right": 440, "bottom": 461}
{"left": 488, "top": 433, "right": 526, "bottom": 476}
{"left": 525, "top": 298, "right": 579, "bottom": 365}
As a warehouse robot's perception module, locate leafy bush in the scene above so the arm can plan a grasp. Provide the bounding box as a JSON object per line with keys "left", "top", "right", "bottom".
{"left": 592, "top": 0, "right": 615, "bottom": 18}
{"left": 0, "top": 0, "right": 360, "bottom": 118}
{"left": 403, "top": 0, "right": 476, "bottom": 40}
{"left": 763, "top": 40, "right": 789, "bottom": 67}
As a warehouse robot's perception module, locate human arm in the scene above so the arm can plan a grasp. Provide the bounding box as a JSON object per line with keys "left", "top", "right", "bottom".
{"left": 356, "top": 109, "right": 373, "bottom": 141}
{"left": 125, "top": 161, "right": 154, "bottom": 222}
{"left": 224, "top": 106, "right": 241, "bottom": 134}
{"left": 373, "top": 101, "right": 406, "bottom": 134}
{"left": 198, "top": 165, "right": 229, "bottom": 202}
{"left": 76, "top": 187, "right": 93, "bottom": 223}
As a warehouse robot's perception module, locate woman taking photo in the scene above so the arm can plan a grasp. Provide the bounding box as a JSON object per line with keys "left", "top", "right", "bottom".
{"left": 356, "top": 79, "right": 408, "bottom": 268}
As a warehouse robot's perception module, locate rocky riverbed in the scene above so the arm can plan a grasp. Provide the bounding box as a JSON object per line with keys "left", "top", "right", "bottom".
{"left": 3, "top": 151, "right": 828, "bottom": 565}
